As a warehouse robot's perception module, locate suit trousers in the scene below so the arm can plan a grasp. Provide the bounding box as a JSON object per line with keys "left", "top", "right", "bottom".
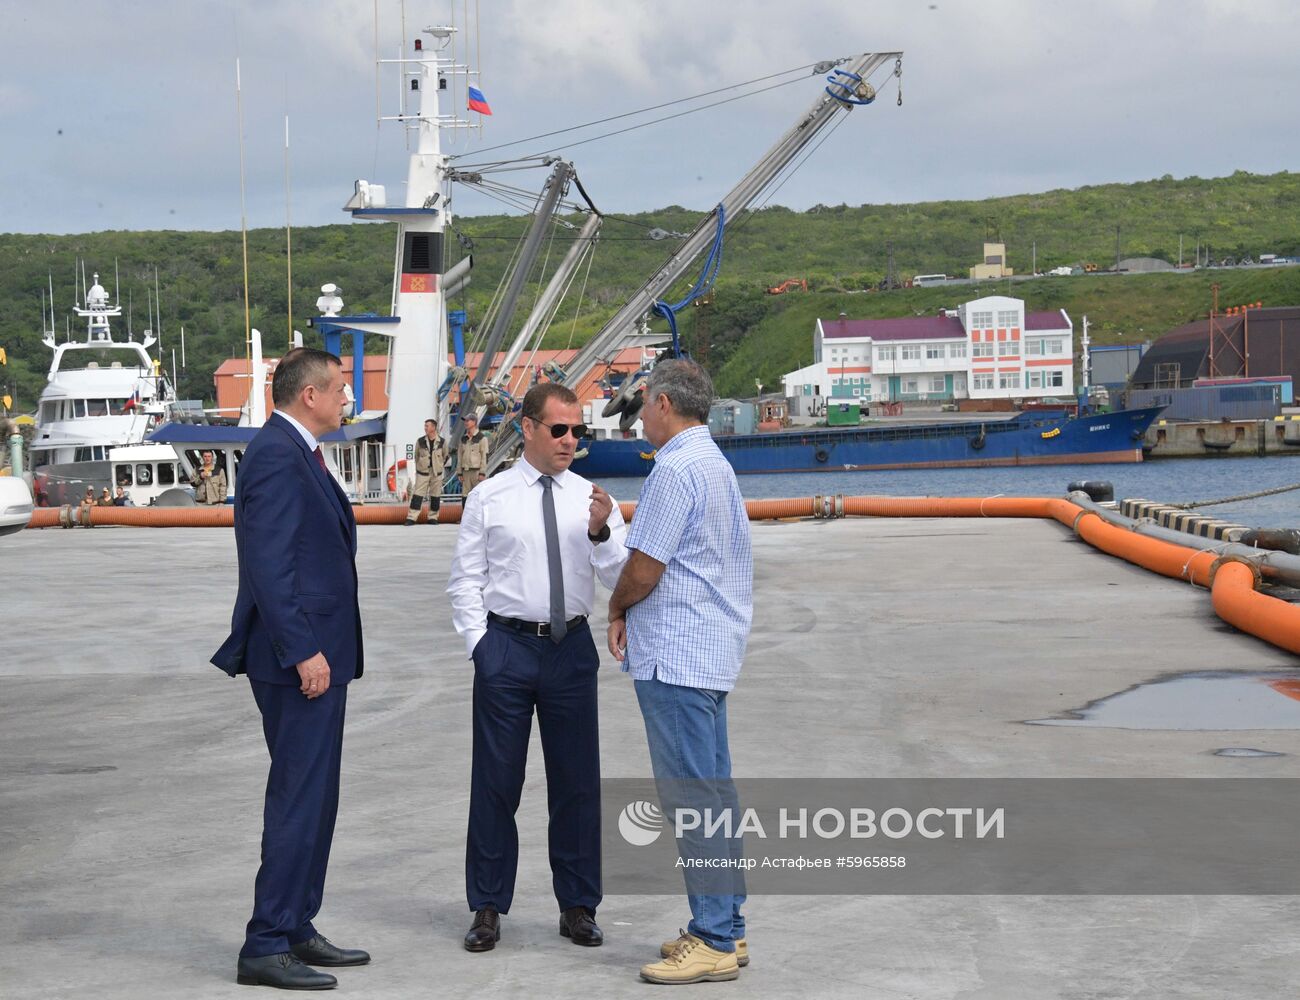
{"left": 466, "top": 620, "right": 601, "bottom": 914}
{"left": 241, "top": 680, "right": 348, "bottom": 958}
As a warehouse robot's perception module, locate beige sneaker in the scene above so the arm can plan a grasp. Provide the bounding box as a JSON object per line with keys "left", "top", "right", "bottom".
{"left": 661, "top": 931, "right": 748, "bottom": 967}
{"left": 641, "top": 931, "right": 741, "bottom": 984}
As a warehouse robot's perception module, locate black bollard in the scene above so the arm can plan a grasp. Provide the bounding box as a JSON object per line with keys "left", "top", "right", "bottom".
{"left": 1067, "top": 480, "right": 1114, "bottom": 502}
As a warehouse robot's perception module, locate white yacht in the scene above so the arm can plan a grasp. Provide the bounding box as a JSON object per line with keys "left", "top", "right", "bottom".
{"left": 30, "top": 272, "right": 176, "bottom": 503}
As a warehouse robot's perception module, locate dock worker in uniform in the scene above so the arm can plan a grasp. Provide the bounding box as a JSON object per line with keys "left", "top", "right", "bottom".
{"left": 211, "top": 347, "right": 370, "bottom": 991}
{"left": 457, "top": 413, "right": 490, "bottom": 493}
{"left": 406, "top": 418, "right": 448, "bottom": 525}
{"left": 191, "top": 450, "right": 228, "bottom": 505}
{"left": 607, "top": 359, "right": 754, "bottom": 986}
{"left": 447, "top": 382, "right": 627, "bottom": 954}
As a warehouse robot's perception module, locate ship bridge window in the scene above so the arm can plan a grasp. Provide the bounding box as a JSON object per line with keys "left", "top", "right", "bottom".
{"left": 135, "top": 465, "right": 154, "bottom": 486}
{"left": 158, "top": 463, "right": 176, "bottom": 486}
{"left": 108, "top": 398, "right": 131, "bottom": 416}
{"left": 39, "top": 401, "right": 59, "bottom": 422}
{"left": 115, "top": 464, "right": 134, "bottom": 487}
{"left": 86, "top": 399, "right": 109, "bottom": 417}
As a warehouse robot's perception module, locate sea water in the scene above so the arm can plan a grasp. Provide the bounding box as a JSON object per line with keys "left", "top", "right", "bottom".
{"left": 596, "top": 454, "right": 1300, "bottom": 528}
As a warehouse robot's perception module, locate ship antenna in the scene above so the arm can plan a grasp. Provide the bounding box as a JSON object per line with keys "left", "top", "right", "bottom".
{"left": 476, "top": 0, "right": 482, "bottom": 138}
{"left": 399, "top": 0, "right": 410, "bottom": 150}
{"left": 114, "top": 258, "right": 121, "bottom": 309}
{"left": 155, "top": 265, "right": 163, "bottom": 356}
{"left": 373, "top": 0, "right": 381, "bottom": 127}
{"left": 236, "top": 57, "right": 253, "bottom": 366}
{"left": 284, "top": 112, "right": 294, "bottom": 350}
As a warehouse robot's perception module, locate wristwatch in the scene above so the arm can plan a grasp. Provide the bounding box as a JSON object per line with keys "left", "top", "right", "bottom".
{"left": 588, "top": 524, "right": 611, "bottom": 544}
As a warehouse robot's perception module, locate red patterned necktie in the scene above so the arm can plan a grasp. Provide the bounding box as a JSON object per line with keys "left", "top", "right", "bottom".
{"left": 313, "top": 446, "right": 328, "bottom": 472}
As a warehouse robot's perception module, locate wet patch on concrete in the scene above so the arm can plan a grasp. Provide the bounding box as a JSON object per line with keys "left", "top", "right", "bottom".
{"left": 1213, "top": 747, "right": 1287, "bottom": 758}
{"left": 1027, "top": 671, "right": 1300, "bottom": 730}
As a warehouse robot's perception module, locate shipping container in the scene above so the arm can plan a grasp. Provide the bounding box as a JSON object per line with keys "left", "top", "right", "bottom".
{"left": 826, "top": 401, "right": 862, "bottom": 427}
{"left": 1122, "top": 384, "right": 1279, "bottom": 421}
{"left": 708, "top": 399, "right": 757, "bottom": 436}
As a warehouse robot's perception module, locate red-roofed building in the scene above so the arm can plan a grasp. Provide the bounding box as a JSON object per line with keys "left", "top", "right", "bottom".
{"left": 781, "top": 295, "right": 1074, "bottom": 405}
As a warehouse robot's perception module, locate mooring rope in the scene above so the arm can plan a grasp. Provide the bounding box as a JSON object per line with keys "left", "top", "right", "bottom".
{"left": 1170, "top": 481, "right": 1300, "bottom": 510}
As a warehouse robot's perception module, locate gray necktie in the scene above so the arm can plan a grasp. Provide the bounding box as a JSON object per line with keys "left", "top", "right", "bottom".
{"left": 539, "top": 475, "right": 567, "bottom": 642}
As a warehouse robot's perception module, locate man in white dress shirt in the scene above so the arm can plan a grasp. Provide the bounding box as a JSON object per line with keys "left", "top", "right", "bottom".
{"left": 447, "top": 382, "right": 627, "bottom": 953}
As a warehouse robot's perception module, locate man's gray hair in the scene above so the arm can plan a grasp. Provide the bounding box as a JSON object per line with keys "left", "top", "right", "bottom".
{"left": 645, "top": 358, "right": 714, "bottom": 423}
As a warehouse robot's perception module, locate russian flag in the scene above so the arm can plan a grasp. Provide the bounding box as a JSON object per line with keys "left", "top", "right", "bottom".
{"left": 467, "top": 85, "right": 492, "bottom": 116}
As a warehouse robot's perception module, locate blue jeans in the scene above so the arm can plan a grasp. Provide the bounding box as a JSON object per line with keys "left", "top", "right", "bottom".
{"left": 634, "top": 677, "right": 746, "bottom": 951}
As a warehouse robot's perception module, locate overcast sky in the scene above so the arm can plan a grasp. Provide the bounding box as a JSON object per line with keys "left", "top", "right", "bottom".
{"left": 2, "top": 0, "right": 1296, "bottom": 234}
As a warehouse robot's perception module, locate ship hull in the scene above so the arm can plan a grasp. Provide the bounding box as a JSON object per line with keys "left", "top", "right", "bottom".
{"left": 571, "top": 407, "right": 1164, "bottom": 478}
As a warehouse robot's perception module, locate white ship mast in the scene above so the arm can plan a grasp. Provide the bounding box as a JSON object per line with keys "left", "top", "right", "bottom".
{"left": 318, "top": 24, "right": 477, "bottom": 478}
{"left": 46, "top": 270, "right": 158, "bottom": 378}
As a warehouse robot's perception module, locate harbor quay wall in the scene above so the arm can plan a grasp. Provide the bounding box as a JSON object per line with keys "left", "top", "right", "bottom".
{"left": 1144, "top": 416, "right": 1300, "bottom": 457}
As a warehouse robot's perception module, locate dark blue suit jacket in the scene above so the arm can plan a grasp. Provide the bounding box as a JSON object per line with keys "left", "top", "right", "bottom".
{"left": 211, "top": 413, "right": 363, "bottom": 687}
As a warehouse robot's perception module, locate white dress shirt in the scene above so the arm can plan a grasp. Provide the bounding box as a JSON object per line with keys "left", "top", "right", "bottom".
{"left": 274, "top": 409, "right": 319, "bottom": 451}
{"left": 447, "top": 457, "right": 629, "bottom": 657}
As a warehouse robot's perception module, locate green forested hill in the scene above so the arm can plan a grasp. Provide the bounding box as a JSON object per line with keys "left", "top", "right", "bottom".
{"left": 2, "top": 169, "right": 1299, "bottom": 408}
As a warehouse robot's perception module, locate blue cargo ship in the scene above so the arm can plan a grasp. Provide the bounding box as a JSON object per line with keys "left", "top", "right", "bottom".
{"left": 571, "top": 406, "right": 1165, "bottom": 477}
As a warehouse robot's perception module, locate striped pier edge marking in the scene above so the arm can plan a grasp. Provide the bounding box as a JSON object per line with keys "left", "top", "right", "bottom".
{"left": 1119, "top": 498, "right": 1248, "bottom": 543}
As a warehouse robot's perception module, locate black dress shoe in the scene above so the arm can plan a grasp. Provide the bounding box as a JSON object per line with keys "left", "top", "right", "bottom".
{"left": 464, "top": 908, "right": 500, "bottom": 952}
{"left": 558, "top": 906, "right": 603, "bottom": 947}
{"left": 290, "top": 934, "right": 371, "bottom": 967}
{"left": 237, "top": 952, "right": 337, "bottom": 990}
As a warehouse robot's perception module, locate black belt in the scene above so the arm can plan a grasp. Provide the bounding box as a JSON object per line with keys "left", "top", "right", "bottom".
{"left": 487, "top": 611, "right": 587, "bottom": 637}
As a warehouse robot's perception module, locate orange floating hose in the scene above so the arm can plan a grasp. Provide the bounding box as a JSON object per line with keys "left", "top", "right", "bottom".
{"left": 1212, "top": 560, "right": 1300, "bottom": 656}
{"left": 21, "top": 493, "right": 1298, "bottom": 659}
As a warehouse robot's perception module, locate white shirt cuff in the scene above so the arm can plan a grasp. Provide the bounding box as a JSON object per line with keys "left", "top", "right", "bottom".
{"left": 465, "top": 627, "right": 487, "bottom": 660}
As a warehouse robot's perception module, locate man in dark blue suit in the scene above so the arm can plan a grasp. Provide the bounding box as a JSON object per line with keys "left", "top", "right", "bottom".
{"left": 212, "top": 347, "right": 369, "bottom": 991}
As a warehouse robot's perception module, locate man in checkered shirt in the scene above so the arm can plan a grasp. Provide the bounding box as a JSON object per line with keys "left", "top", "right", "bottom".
{"left": 607, "top": 358, "right": 753, "bottom": 986}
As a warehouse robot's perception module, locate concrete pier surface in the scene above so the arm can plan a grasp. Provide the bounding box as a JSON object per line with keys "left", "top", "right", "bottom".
{"left": 3, "top": 517, "right": 1299, "bottom": 999}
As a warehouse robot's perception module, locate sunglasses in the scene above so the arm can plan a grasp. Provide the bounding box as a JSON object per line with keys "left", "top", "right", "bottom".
{"left": 530, "top": 417, "right": 588, "bottom": 440}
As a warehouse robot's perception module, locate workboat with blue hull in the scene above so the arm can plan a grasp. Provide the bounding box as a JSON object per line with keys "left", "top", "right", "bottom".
{"left": 570, "top": 405, "right": 1165, "bottom": 477}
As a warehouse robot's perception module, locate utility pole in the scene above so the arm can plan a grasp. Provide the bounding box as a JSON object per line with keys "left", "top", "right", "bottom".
{"left": 1178, "top": 234, "right": 1183, "bottom": 268}
{"left": 1115, "top": 225, "right": 1121, "bottom": 273}
{"left": 1032, "top": 240, "right": 1037, "bottom": 276}
{"left": 885, "top": 240, "right": 897, "bottom": 290}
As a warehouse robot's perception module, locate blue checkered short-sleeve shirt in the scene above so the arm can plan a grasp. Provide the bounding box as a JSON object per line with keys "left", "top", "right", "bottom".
{"left": 623, "top": 425, "right": 753, "bottom": 691}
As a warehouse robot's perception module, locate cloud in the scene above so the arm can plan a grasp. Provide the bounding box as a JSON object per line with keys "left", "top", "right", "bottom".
{"left": 1, "top": 0, "right": 1298, "bottom": 233}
